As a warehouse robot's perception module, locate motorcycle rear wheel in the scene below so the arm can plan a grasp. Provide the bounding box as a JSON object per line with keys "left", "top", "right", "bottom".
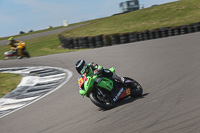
{"left": 89, "top": 92, "right": 115, "bottom": 110}
{"left": 23, "top": 50, "right": 30, "bottom": 58}
{"left": 130, "top": 80, "right": 143, "bottom": 97}
{"left": 124, "top": 77, "right": 143, "bottom": 97}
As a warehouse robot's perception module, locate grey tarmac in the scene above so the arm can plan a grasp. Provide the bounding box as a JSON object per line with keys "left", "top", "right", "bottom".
{"left": 0, "top": 32, "right": 200, "bottom": 133}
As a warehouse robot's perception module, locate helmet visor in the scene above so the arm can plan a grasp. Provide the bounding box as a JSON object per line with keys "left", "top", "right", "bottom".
{"left": 80, "top": 64, "right": 87, "bottom": 75}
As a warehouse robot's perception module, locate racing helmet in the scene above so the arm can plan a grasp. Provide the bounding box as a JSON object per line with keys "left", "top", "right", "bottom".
{"left": 8, "top": 37, "right": 15, "bottom": 44}
{"left": 75, "top": 60, "right": 87, "bottom": 75}
{"left": 8, "top": 37, "right": 15, "bottom": 41}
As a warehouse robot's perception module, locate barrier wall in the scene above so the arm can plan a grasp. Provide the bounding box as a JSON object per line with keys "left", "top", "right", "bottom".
{"left": 59, "top": 22, "right": 200, "bottom": 49}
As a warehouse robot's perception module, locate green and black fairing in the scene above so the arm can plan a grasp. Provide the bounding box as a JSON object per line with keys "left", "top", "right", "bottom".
{"left": 86, "top": 63, "right": 104, "bottom": 76}
{"left": 78, "top": 67, "right": 115, "bottom": 97}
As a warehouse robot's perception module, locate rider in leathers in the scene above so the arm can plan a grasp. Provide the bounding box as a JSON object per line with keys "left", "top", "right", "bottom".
{"left": 7, "top": 37, "right": 30, "bottom": 59}
{"left": 75, "top": 60, "right": 125, "bottom": 84}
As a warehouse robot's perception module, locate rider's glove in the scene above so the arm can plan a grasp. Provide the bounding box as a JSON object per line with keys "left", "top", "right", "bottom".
{"left": 93, "top": 69, "right": 103, "bottom": 75}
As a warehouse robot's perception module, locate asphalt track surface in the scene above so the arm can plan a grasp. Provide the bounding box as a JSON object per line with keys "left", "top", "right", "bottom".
{"left": 0, "top": 32, "right": 200, "bottom": 133}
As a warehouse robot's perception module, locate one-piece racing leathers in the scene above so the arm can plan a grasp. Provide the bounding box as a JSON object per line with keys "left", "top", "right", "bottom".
{"left": 79, "top": 62, "right": 125, "bottom": 96}
{"left": 8, "top": 40, "right": 26, "bottom": 57}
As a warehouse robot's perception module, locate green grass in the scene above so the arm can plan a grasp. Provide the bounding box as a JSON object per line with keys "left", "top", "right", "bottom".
{"left": 24, "top": 33, "right": 82, "bottom": 57}
{"left": 61, "top": 0, "right": 200, "bottom": 37}
{"left": 0, "top": 20, "right": 93, "bottom": 41}
{"left": 0, "top": 73, "right": 22, "bottom": 98}
{"left": 0, "top": 26, "right": 64, "bottom": 41}
{"left": 0, "top": 33, "right": 86, "bottom": 60}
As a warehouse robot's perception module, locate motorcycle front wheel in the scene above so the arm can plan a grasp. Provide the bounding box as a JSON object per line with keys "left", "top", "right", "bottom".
{"left": 89, "top": 92, "right": 115, "bottom": 110}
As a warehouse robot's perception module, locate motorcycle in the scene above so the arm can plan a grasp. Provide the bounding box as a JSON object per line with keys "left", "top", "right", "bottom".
{"left": 4, "top": 48, "right": 30, "bottom": 59}
{"left": 77, "top": 67, "right": 143, "bottom": 109}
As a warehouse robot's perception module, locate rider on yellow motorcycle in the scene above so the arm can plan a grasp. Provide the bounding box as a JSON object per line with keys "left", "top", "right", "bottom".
{"left": 7, "top": 37, "right": 30, "bottom": 59}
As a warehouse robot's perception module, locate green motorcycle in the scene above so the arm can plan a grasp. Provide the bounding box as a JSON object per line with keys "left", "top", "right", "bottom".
{"left": 77, "top": 67, "right": 143, "bottom": 109}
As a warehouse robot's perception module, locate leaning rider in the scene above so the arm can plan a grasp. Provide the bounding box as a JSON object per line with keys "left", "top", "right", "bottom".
{"left": 75, "top": 59, "right": 125, "bottom": 85}
{"left": 7, "top": 37, "right": 28, "bottom": 59}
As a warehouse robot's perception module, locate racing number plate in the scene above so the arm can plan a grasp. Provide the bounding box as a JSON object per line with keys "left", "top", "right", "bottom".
{"left": 78, "top": 77, "right": 84, "bottom": 88}
{"left": 126, "top": 88, "right": 131, "bottom": 96}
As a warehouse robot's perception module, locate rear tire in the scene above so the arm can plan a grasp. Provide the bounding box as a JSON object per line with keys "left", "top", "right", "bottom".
{"left": 89, "top": 92, "right": 115, "bottom": 110}
{"left": 124, "top": 77, "right": 143, "bottom": 97}
{"left": 130, "top": 80, "right": 143, "bottom": 97}
{"left": 23, "top": 50, "right": 30, "bottom": 58}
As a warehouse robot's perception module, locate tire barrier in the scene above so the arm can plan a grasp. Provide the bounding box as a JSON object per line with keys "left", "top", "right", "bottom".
{"left": 181, "top": 25, "right": 188, "bottom": 34}
{"left": 194, "top": 22, "right": 200, "bottom": 31}
{"left": 129, "top": 32, "right": 138, "bottom": 42}
{"left": 95, "top": 35, "right": 104, "bottom": 47}
{"left": 73, "top": 38, "right": 79, "bottom": 49}
{"left": 160, "top": 27, "right": 169, "bottom": 37}
{"left": 78, "top": 37, "right": 89, "bottom": 49}
{"left": 120, "top": 33, "right": 129, "bottom": 44}
{"left": 174, "top": 26, "right": 181, "bottom": 35}
{"left": 168, "top": 28, "right": 175, "bottom": 36}
{"left": 138, "top": 32, "right": 145, "bottom": 41}
{"left": 155, "top": 28, "right": 162, "bottom": 38}
{"left": 59, "top": 22, "right": 200, "bottom": 49}
{"left": 143, "top": 30, "right": 150, "bottom": 40}
{"left": 187, "top": 24, "right": 195, "bottom": 33}
{"left": 149, "top": 30, "right": 156, "bottom": 39}
{"left": 103, "top": 35, "right": 112, "bottom": 46}
{"left": 110, "top": 34, "right": 120, "bottom": 45}
{"left": 88, "top": 36, "right": 96, "bottom": 48}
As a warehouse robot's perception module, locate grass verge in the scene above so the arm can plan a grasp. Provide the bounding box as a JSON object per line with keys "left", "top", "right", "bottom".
{"left": 0, "top": 73, "right": 22, "bottom": 98}
{"left": 0, "top": 33, "right": 86, "bottom": 60}
{"left": 61, "top": 0, "right": 200, "bottom": 37}
{"left": 0, "top": 20, "right": 94, "bottom": 41}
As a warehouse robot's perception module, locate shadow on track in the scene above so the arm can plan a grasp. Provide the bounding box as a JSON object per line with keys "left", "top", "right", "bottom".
{"left": 98, "top": 93, "right": 149, "bottom": 111}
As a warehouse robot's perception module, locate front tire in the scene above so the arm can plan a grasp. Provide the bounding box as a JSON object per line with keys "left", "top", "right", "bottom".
{"left": 89, "top": 92, "right": 115, "bottom": 109}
